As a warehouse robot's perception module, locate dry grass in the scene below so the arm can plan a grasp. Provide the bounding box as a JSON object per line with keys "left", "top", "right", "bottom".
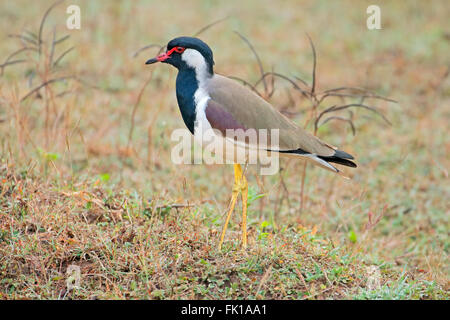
{"left": 0, "top": 0, "right": 448, "bottom": 299}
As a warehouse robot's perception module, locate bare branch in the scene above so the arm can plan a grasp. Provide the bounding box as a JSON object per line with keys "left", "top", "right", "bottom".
{"left": 318, "top": 92, "right": 398, "bottom": 105}
{"left": 0, "top": 60, "right": 27, "bottom": 75}
{"left": 319, "top": 116, "right": 356, "bottom": 136}
{"left": 292, "top": 75, "right": 309, "bottom": 87}
{"left": 49, "top": 27, "right": 56, "bottom": 67}
{"left": 322, "top": 86, "right": 380, "bottom": 94}
{"left": 228, "top": 76, "right": 263, "bottom": 97}
{"left": 255, "top": 72, "right": 311, "bottom": 99}
{"left": 1, "top": 47, "right": 37, "bottom": 75}
{"left": 55, "top": 90, "right": 74, "bottom": 98}
{"left": 8, "top": 34, "right": 39, "bottom": 47}
{"left": 74, "top": 77, "right": 121, "bottom": 93}
{"left": 38, "top": 0, "right": 65, "bottom": 56}
{"left": 268, "top": 65, "right": 276, "bottom": 98}
{"left": 322, "top": 86, "right": 398, "bottom": 101}
{"left": 234, "top": 31, "right": 268, "bottom": 94}
{"left": 306, "top": 33, "right": 317, "bottom": 96}
{"left": 127, "top": 74, "right": 154, "bottom": 150}
{"left": 24, "top": 30, "right": 39, "bottom": 40}
{"left": 54, "top": 34, "right": 70, "bottom": 45}
{"left": 52, "top": 46, "right": 75, "bottom": 67}
{"left": 20, "top": 76, "right": 73, "bottom": 102}
{"left": 314, "top": 103, "right": 391, "bottom": 130}
{"left": 3, "top": 47, "right": 37, "bottom": 63}
{"left": 132, "top": 44, "right": 164, "bottom": 58}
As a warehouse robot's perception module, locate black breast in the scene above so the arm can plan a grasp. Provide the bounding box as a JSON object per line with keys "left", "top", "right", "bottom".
{"left": 175, "top": 69, "right": 198, "bottom": 134}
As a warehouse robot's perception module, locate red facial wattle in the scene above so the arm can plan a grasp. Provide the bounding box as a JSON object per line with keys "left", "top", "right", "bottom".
{"left": 151, "top": 46, "right": 186, "bottom": 63}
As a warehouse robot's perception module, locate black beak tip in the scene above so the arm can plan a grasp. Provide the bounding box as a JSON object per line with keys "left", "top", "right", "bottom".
{"left": 145, "top": 58, "right": 158, "bottom": 65}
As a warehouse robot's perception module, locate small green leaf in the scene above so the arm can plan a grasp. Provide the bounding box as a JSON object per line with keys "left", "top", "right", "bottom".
{"left": 99, "top": 173, "right": 110, "bottom": 182}
{"left": 37, "top": 148, "right": 61, "bottom": 161}
{"left": 45, "top": 152, "right": 60, "bottom": 161}
{"left": 348, "top": 230, "right": 357, "bottom": 243}
{"left": 247, "top": 186, "right": 266, "bottom": 207}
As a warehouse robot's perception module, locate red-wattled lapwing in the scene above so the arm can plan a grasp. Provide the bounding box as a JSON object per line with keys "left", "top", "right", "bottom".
{"left": 146, "top": 37, "right": 356, "bottom": 249}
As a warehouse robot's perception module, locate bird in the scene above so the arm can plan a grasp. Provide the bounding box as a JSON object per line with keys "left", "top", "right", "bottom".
{"left": 145, "top": 36, "right": 356, "bottom": 250}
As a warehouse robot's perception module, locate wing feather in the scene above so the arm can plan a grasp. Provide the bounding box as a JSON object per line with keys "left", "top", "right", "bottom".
{"left": 207, "top": 74, "right": 336, "bottom": 156}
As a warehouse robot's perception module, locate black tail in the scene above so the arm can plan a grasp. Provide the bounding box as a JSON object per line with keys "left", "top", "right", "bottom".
{"left": 318, "top": 149, "right": 357, "bottom": 168}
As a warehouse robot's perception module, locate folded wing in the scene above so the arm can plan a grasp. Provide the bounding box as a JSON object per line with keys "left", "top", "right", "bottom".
{"left": 205, "top": 74, "right": 356, "bottom": 172}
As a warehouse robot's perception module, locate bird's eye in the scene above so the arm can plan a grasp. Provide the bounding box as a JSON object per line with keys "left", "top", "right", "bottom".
{"left": 174, "top": 46, "right": 185, "bottom": 53}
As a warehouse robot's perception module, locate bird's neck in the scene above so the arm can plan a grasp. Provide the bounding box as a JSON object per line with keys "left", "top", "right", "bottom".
{"left": 175, "top": 68, "right": 212, "bottom": 134}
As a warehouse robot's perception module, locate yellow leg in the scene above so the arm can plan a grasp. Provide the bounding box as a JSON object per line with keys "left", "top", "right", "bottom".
{"left": 218, "top": 164, "right": 248, "bottom": 250}
{"left": 218, "top": 183, "right": 239, "bottom": 250}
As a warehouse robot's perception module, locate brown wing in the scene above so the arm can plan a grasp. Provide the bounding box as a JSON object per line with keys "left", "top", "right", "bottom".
{"left": 206, "top": 74, "right": 336, "bottom": 156}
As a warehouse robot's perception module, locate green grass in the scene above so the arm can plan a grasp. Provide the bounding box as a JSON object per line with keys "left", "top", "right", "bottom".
{"left": 0, "top": 0, "right": 448, "bottom": 299}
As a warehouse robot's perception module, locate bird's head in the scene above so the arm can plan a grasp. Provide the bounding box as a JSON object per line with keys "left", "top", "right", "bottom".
{"left": 146, "top": 36, "right": 214, "bottom": 76}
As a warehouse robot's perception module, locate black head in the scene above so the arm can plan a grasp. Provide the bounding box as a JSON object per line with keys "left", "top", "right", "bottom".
{"left": 146, "top": 36, "right": 214, "bottom": 75}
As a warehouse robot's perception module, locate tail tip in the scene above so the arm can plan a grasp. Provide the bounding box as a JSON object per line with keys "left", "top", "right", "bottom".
{"left": 334, "top": 149, "right": 354, "bottom": 160}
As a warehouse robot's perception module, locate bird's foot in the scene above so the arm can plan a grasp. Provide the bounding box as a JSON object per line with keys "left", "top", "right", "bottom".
{"left": 218, "top": 164, "right": 249, "bottom": 251}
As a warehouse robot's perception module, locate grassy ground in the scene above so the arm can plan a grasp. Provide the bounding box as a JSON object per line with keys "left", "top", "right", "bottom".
{"left": 0, "top": 0, "right": 448, "bottom": 299}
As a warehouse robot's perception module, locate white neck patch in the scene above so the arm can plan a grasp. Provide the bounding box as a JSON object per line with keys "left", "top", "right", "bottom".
{"left": 181, "top": 49, "right": 212, "bottom": 135}
{"left": 181, "top": 49, "right": 210, "bottom": 84}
